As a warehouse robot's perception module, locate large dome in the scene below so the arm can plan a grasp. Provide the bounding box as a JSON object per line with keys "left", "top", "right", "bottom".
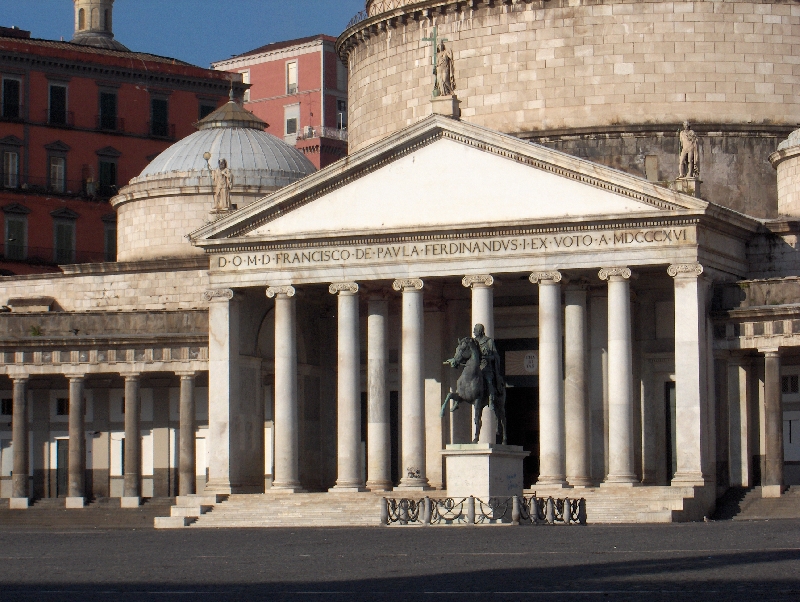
{"left": 133, "top": 101, "right": 315, "bottom": 184}
{"left": 111, "top": 99, "right": 316, "bottom": 262}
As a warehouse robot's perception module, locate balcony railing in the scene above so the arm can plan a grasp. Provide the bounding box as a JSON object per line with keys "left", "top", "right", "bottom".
{"left": 43, "top": 110, "right": 75, "bottom": 127}
{"left": 148, "top": 121, "right": 176, "bottom": 139}
{"left": 2, "top": 176, "right": 117, "bottom": 199}
{"left": 0, "top": 245, "right": 111, "bottom": 266}
{"left": 96, "top": 115, "right": 125, "bottom": 132}
{"left": 296, "top": 126, "right": 348, "bottom": 142}
{"left": 0, "top": 103, "right": 23, "bottom": 121}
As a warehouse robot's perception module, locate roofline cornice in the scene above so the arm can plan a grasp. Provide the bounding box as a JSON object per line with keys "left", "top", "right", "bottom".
{"left": 211, "top": 39, "right": 332, "bottom": 70}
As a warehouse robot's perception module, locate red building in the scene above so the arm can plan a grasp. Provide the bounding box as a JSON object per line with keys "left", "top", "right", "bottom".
{"left": 0, "top": 7, "right": 241, "bottom": 275}
{"left": 212, "top": 35, "right": 348, "bottom": 170}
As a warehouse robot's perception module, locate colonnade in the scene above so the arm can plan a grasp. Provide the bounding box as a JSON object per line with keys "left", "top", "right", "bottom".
{"left": 261, "top": 263, "right": 712, "bottom": 493}
{"left": 9, "top": 371, "right": 200, "bottom": 507}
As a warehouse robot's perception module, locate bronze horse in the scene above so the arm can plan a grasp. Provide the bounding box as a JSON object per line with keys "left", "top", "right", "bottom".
{"left": 441, "top": 337, "right": 507, "bottom": 444}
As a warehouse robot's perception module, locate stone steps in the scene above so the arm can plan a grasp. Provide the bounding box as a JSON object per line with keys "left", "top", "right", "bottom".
{"left": 0, "top": 497, "right": 176, "bottom": 529}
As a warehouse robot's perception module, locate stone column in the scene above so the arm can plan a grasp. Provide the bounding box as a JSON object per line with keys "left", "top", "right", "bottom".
{"left": 727, "top": 357, "right": 752, "bottom": 488}
{"left": 268, "top": 286, "right": 303, "bottom": 491}
{"left": 178, "top": 372, "right": 197, "bottom": 496}
{"left": 600, "top": 267, "right": 637, "bottom": 485}
{"left": 122, "top": 373, "right": 141, "bottom": 507}
{"left": 65, "top": 375, "right": 87, "bottom": 508}
{"left": 366, "top": 294, "right": 392, "bottom": 491}
{"left": 329, "top": 283, "right": 365, "bottom": 491}
{"left": 393, "top": 278, "right": 429, "bottom": 490}
{"left": 565, "top": 283, "right": 591, "bottom": 486}
{"left": 530, "top": 271, "right": 567, "bottom": 487}
{"left": 463, "top": 275, "right": 497, "bottom": 444}
{"left": 762, "top": 349, "right": 784, "bottom": 498}
{"left": 668, "top": 263, "right": 708, "bottom": 486}
{"left": 10, "top": 377, "right": 29, "bottom": 508}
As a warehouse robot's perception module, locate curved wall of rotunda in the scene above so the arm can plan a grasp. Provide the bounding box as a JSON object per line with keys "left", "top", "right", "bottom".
{"left": 340, "top": 0, "right": 800, "bottom": 217}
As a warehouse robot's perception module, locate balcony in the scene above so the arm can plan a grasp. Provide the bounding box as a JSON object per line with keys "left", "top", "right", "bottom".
{"left": 96, "top": 115, "right": 125, "bottom": 133}
{"left": 43, "top": 109, "right": 75, "bottom": 128}
{"left": 0, "top": 245, "right": 111, "bottom": 266}
{"left": 0, "top": 103, "right": 23, "bottom": 122}
{"left": 296, "top": 126, "right": 348, "bottom": 142}
{"left": 2, "top": 176, "right": 117, "bottom": 199}
{"left": 148, "top": 121, "right": 176, "bottom": 139}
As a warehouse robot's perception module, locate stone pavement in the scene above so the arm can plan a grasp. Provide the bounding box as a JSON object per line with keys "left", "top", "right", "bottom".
{"left": 0, "top": 520, "right": 798, "bottom": 601}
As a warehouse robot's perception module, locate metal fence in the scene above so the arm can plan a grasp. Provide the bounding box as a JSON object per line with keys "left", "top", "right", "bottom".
{"left": 382, "top": 495, "right": 588, "bottom": 526}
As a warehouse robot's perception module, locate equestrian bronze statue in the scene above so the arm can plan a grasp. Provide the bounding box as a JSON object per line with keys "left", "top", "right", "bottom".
{"left": 441, "top": 323, "right": 507, "bottom": 444}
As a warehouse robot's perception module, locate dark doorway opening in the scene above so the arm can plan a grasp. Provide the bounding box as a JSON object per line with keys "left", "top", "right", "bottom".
{"left": 505, "top": 387, "right": 539, "bottom": 488}
{"left": 56, "top": 439, "right": 69, "bottom": 497}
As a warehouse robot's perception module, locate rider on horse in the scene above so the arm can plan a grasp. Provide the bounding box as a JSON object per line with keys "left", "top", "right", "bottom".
{"left": 473, "top": 323, "right": 501, "bottom": 411}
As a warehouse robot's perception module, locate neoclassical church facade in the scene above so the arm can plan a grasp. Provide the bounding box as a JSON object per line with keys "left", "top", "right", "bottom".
{"left": 1, "top": 0, "right": 799, "bottom": 522}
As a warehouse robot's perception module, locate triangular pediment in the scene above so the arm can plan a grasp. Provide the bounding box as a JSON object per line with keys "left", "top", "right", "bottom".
{"left": 191, "top": 115, "right": 719, "bottom": 249}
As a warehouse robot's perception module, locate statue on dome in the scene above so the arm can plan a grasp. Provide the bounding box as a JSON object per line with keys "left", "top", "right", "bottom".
{"left": 211, "top": 158, "right": 233, "bottom": 211}
{"left": 435, "top": 41, "right": 456, "bottom": 97}
{"left": 678, "top": 121, "right": 699, "bottom": 179}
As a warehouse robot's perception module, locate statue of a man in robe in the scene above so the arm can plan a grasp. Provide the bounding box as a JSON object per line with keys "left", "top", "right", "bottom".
{"left": 678, "top": 121, "right": 699, "bottom": 179}
{"left": 211, "top": 158, "right": 233, "bottom": 211}
{"left": 435, "top": 41, "right": 456, "bottom": 97}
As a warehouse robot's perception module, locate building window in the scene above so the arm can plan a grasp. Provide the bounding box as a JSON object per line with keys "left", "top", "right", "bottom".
{"left": 103, "top": 219, "right": 117, "bottom": 262}
{"left": 99, "top": 91, "right": 118, "bottom": 131}
{"left": 337, "top": 99, "right": 347, "bottom": 130}
{"left": 49, "top": 155, "right": 66, "bottom": 193}
{"left": 5, "top": 214, "right": 27, "bottom": 261}
{"left": 2, "top": 150, "right": 19, "bottom": 188}
{"left": 49, "top": 84, "right": 68, "bottom": 125}
{"left": 336, "top": 59, "right": 347, "bottom": 92}
{"left": 53, "top": 219, "right": 76, "bottom": 264}
{"left": 1, "top": 399, "right": 12, "bottom": 416}
{"left": 2, "top": 78, "right": 21, "bottom": 120}
{"left": 56, "top": 398, "right": 69, "bottom": 416}
{"left": 240, "top": 71, "right": 251, "bottom": 103}
{"left": 284, "top": 104, "right": 300, "bottom": 142}
{"left": 782, "top": 375, "right": 799, "bottom": 395}
{"left": 99, "top": 160, "right": 117, "bottom": 197}
{"left": 287, "top": 62, "right": 298, "bottom": 95}
{"left": 286, "top": 117, "right": 298, "bottom": 135}
{"left": 199, "top": 103, "right": 216, "bottom": 120}
{"left": 150, "top": 97, "right": 169, "bottom": 137}
{"left": 78, "top": 8, "right": 85, "bottom": 30}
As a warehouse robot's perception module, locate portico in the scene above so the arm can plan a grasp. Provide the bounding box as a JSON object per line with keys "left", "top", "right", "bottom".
{"left": 187, "top": 115, "right": 757, "bottom": 514}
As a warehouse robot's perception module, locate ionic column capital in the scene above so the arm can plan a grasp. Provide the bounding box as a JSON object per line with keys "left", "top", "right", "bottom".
{"left": 329, "top": 282, "right": 359, "bottom": 295}
{"left": 68, "top": 375, "right": 86, "bottom": 384}
{"left": 598, "top": 267, "right": 632, "bottom": 281}
{"left": 203, "top": 288, "right": 234, "bottom": 302}
{"left": 392, "top": 278, "right": 424, "bottom": 292}
{"left": 266, "top": 285, "right": 296, "bottom": 298}
{"left": 760, "top": 348, "right": 781, "bottom": 358}
{"left": 11, "top": 376, "right": 29, "bottom": 385}
{"left": 121, "top": 372, "right": 141, "bottom": 381}
{"left": 529, "top": 271, "right": 562, "bottom": 284}
{"left": 667, "top": 262, "right": 704, "bottom": 278}
{"left": 176, "top": 371, "right": 198, "bottom": 379}
{"left": 462, "top": 274, "right": 494, "bottom": 288}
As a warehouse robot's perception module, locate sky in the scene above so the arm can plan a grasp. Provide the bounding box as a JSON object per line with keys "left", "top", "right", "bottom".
{"left": 2, "top": 0, "right": 366, "bottom": 66}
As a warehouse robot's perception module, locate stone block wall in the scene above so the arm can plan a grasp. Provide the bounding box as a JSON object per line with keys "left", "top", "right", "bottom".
{"left": 341, "top": 0, "right": 800, "bottom": 215}
{"left": 0, "top": 267, "right": 210, "bottom": 313}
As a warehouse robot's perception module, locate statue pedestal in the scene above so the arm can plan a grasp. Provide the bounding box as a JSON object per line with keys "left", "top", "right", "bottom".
{"left": 670, "top": 177, "right": 702, "bottom": 198}
{"left": 442, "top": 443, "right": 529, "bottom": 499}
{"left": 431, "top": 94, "right": 461, "bottom": 119}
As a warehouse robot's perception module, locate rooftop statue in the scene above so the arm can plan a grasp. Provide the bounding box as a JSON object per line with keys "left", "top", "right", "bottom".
{"left": 211, "top": 158, "right": 233, "bottom": 212}
{"left": 423, "top": 26, "right": 456, "bottom": 98}
{"left": 441, "top": 323, "right": 507, "bottom": 444}
{"left": 678, "top": 121, "right": 699, "bottom": 179}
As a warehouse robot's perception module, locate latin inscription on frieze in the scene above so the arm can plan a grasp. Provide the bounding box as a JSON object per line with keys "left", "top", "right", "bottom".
{"left": 214, "top": 227, "right": 692, "bottom": 271}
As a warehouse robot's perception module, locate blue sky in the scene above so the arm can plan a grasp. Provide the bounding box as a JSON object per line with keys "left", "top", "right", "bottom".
{"left": 2, "top": 0, "right": 366, "bottom": 66}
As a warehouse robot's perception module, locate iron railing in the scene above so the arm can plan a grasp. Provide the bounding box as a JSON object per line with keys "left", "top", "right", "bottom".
{"left": 148, "top": 121, "right": 176, "bottom": 139}
{"left": 2, "top": 176, "right": 116, "bottom": 199}
{"left": 96, "top": 115, "right": 125, "bottom": 132}
{"left": 382, "top": 495, "right": 588, "bottom": 526}
{"left": 43, "top": 110, "right": 76, "bottom": 127}
{"left": 296, "top": 126, "right": 348, "bottom": 142}
{"left": 0, "top": 246, "right": 111, "bottom": 266}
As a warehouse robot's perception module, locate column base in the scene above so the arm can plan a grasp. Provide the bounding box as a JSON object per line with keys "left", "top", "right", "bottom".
{"left": 566, "top": 477, "right": 594, "bottom": 488}
{"left": 366, "top": 481, "right": 393, "bottom": 492}
{"left": 762, "top": 485, "right": 784, "bottom": 498}
{"left": 9, "top": 497, "right": 29, "bottom": 509}
{"left": 329, "top": 485, "right": 368, "bottom": 493}
{"left": 203, "top": 478, "right": 234, "bottom": 495}
{"left": 65, "top": 497, "right": 85, "bottom": 509}
{"left": 120, "top": 496, "right": 141, "bottom": 508}
{"left": 271, "top": 482, "right": 306, "bottom": 493}
{"left": 536, "top": 478, "right": 570, "bottom": 488}
{"left": 395, "top": 478, "right": 432, "bottom": 491}
{"left": 600, "top": 481, "right": 641, "bottom": 488}
{"left": 670, "top": 473, "right": 708, "bottom": 487}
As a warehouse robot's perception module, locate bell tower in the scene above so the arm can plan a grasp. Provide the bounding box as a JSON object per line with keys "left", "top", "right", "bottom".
{"left": 71, "top": 0, "right": 129, "bottom": 51}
